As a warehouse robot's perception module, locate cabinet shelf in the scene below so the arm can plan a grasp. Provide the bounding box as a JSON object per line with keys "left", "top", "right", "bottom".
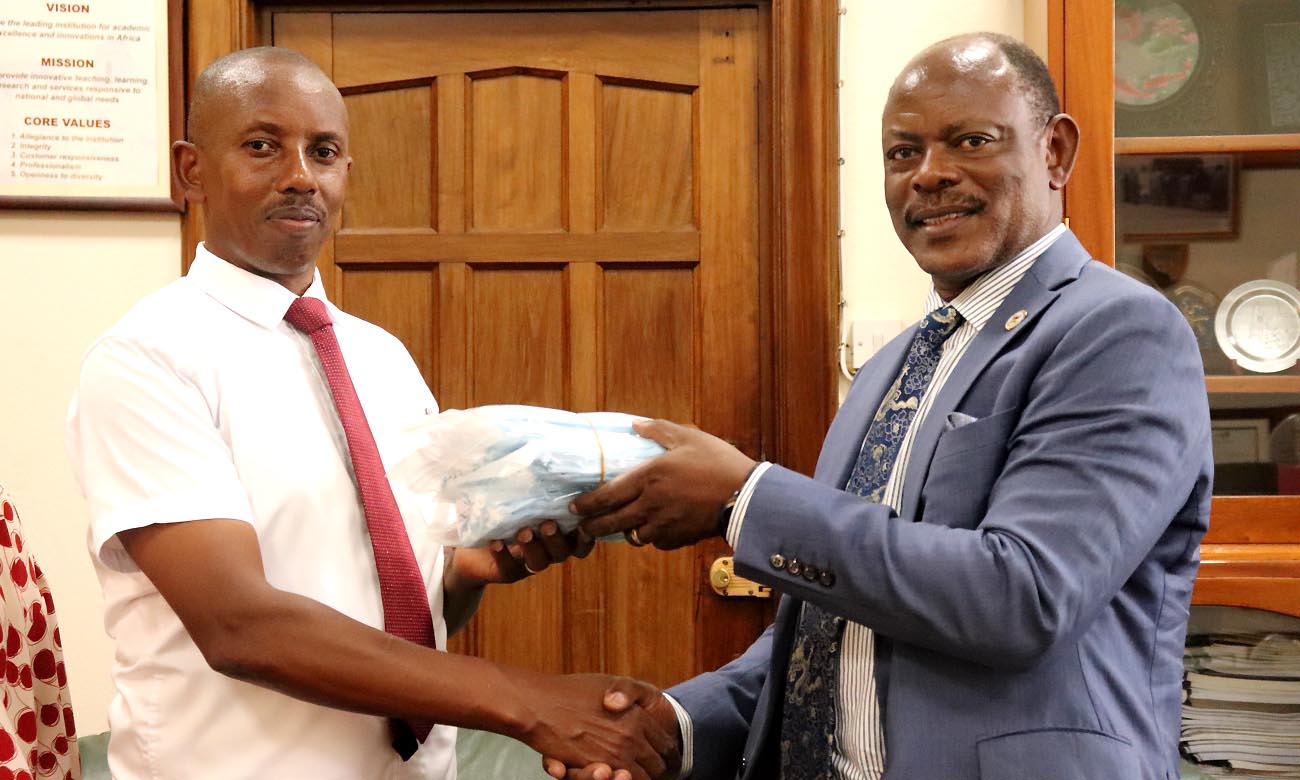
{"left": 1117, "top": 134, "right": 1300, "bottom": 156}
{"left": 1206, "top": 375, "right": 1300, "bottom": 394}
{"left": 1206, "top": 375, "right": 1300, "bottom": 409}
{"left": 1196, "top": 511, "right": 1300, "bottom": 618}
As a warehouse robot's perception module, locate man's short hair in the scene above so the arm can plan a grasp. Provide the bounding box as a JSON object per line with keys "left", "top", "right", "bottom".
{"left": 981, "top": 33, "right": 1061, "bottom": 124}
{"left": 187, "top": 47, "right": 326, "bottom": 144}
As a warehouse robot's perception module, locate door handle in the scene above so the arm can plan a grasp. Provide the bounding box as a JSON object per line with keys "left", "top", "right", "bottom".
{"left": 710, "top": 556, "right": 772, "bottom": 599}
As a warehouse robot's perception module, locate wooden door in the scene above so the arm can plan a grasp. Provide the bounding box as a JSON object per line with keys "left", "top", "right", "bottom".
{"left": 272, "top": 8, "right": 768, "bottom": 686}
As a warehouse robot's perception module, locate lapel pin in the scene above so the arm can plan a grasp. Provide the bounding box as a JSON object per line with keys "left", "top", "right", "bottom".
{"left": 1004, "top": 310, "right": 1028, "bottom": 331}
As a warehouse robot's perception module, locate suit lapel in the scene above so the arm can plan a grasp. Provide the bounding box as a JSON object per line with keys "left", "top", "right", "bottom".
{"left": 896, "top": 231, "right": 1092, "bottom": 522}
{"left": 815, "top": 328, "right": 915, "bottom": 487}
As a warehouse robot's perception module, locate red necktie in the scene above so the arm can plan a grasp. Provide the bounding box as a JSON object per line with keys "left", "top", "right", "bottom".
{"left": 284, "top": 296, "right": 435, "bottom": 757}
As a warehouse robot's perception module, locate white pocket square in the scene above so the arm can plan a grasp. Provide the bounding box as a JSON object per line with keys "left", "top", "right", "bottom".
{"left": 944, "top": 412, "right": 979, "bottom": 431}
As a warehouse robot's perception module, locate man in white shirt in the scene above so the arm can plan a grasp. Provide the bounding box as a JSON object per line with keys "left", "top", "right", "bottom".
{"left": 553, "top": 33, "right": 1212, "bottom": 780}
{"left": 68, "top": 46, "right": 675, "bottom": 780}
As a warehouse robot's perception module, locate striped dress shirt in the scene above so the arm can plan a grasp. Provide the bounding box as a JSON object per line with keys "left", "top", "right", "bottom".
{"left": 703, "top": 223, "right": 1068, "bottom": 780}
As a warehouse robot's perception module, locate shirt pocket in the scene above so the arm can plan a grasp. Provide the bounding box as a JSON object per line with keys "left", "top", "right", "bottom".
{"left": 977, "top": 728, "right": 1144, "bottom": 780}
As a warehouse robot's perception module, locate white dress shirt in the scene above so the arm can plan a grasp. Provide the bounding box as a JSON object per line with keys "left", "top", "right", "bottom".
{"left": 670, "top": 224, "right": 1068, "bottom": 778}
{"left": 67, "top": 244, "right": 457, "bottom": 780}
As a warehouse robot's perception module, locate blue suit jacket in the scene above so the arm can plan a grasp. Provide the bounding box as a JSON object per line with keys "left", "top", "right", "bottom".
{"left": 669, "top": 231, "right": 1213, "bottom": 780}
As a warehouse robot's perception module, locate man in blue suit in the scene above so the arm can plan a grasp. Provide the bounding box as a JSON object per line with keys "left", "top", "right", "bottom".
{"left": 550, "top": 32, "right": 1212, "bottom": 780}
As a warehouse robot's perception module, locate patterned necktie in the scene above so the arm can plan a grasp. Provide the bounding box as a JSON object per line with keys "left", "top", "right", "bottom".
{"left": 779, "top": 306, "right": 963, "bottom": 780}
{"left": 284, "top": 296, "right": 436, "bottom": 758}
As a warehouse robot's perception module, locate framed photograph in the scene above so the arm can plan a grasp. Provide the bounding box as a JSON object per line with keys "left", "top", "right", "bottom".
{"left": 1211, "top": 419, "right": 1270, "bottom": 464}
{"left": 0, "top": 0, "right": 183, "bottom": 211}
{"left": 1116, "top": 154, "right": 1238, "bottom": 241}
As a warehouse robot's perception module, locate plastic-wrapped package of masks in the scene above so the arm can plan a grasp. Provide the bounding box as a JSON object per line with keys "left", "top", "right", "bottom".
{"left": 389, "top": 405, "right": 665, "bottom": 547}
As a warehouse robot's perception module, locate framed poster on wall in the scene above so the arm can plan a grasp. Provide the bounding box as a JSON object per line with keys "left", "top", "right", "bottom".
{"left": 0, "top": 0, "right": 182, "bottom": 211}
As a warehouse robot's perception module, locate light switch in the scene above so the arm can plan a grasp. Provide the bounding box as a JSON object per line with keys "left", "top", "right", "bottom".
{"left": 850, "top": 319, "right": 905, "bottom": 370}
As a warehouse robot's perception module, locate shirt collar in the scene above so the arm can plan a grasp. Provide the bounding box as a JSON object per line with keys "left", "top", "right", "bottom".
{"left": 923, "top": 222, "right": 1068, "bottom": 330}
{"left": 188, "top": 242, "right": 334, "bottom": 330}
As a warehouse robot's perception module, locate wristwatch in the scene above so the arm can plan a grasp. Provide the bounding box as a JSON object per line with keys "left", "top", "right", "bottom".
{"left": 716, "top": 487, "right": 741, "bottom": 538}
{"left": 718, "top": 463, "right": 762, "bottom": 538}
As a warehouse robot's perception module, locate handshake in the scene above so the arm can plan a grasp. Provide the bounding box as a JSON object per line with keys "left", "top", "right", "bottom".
{"left": 434, "top": 416, "right": 757, "bottom": 778}
{"left": 457, "top": 418, "right": 759, "bottom": 779}
{"left": 503, "top": 671, "right": 681, "bottom": 780}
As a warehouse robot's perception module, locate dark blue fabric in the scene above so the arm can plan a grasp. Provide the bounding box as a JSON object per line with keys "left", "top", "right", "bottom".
{"left": 779, "top": 307, "right": 961, "bottom": 780}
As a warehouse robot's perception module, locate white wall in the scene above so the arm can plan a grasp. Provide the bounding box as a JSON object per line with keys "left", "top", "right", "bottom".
{"left": 0, "top": 212, "right": 180, "bottom": 734}
{"left": 837, "top": 0, "right": 1046, "bottom": 392}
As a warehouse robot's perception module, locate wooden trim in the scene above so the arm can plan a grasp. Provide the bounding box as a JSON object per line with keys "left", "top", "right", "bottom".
{"left": 167, "top": 0, "right": 188, "bottom": 210}
{"left": 1205, "top": 375, "right": 1300, "bottom": 396}
{"left": 1057, "top": 0, "right": 1113, "bottom": 267}
{"left": 334, "top": 231, "right": 701, "bottom": 263}
{"left": 755, "top": 0, "right": 774, "bottom": 475}
{"left": 1192, "top": 578, "right": 1300, "bottom": 619}
{"left": 1201, "top": 545, "right": 1300, "bottom": 565}
{"left": 1207, "top": 499, "right": 1300, "bottom": 544}
{"left": 1046, "top": 0, "right": 1063, "bottom": 104}
{"left": 1118, "top": 134, "right": 1300, "bottom": 156}
{"left": 184, "top": 0, "right": 840, "bottom": 475}
{"left": 337, "top": 77, "right": 436, "bottom": 96}
{"left": 0, "top": 197, "right": 182, "bottom": 213}
{"left": 768, "top": 0, "right": 839, "bottom": 475}
{"left": 261, "top": 0, "right": 747, "bottom": 7}
{"left": 1195, "top": 540, "right": 1300, "bottom": 619}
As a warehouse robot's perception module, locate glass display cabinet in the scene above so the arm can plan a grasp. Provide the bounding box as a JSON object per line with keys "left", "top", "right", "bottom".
{"left": 1052, "top": 1, "right": 1300, "bottom": 775}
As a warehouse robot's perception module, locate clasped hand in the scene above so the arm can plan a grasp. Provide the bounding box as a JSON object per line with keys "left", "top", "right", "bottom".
{"left": 537, "top": 679, "right": 681, "bottom": 780}
{"left": 505, "top": 673, "right": 679, "bottom": 780}
{"left": 572, "top": 419, "right": 757, "bottom": 550}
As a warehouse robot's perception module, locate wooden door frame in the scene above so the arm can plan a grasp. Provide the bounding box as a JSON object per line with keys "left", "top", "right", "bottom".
{"left": 1046, "top": 0, "right": 1114, "bottom": 267}
{"left": 182, "top": 0, "right": 840, "bottom": 475}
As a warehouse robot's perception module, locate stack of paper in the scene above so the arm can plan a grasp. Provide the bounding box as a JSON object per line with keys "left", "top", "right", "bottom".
{"left": 1181, "top": 632, "right": 1300, "bottom": 776}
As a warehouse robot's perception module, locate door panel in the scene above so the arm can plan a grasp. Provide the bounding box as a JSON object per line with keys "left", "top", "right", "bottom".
{"left": 469, "top": 268, "right": 567, "bottom": 407}
{"left": 344, "top": 86, "right": 433, "bottom": 230}
{"left": 343, "top": 268, "right": 438, "bottom": 387}
{"left": 469, "top": 71, "right": 566, "bottom": 232}
{"left": 600, "top": 81, "right": 697, "bottom": 231}
{"left": 274, "top": 7, "right": 765, "bottom": 687}
{"left": 602, "top": 267, "right": 696, "bottom": 419}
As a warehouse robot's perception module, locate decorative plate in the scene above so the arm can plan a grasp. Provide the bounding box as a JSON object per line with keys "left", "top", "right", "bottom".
{"left": 1115, "top": 0, "right": 1201, "bottom": 107}
{"left": 1215, "top": 280, "right": 1300, "bottom": 373}
{"left": 1169, "top": 281, "right": 1219, "bottom": 351}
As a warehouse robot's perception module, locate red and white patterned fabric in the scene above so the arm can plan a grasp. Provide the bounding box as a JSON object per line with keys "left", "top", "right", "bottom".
{"left": 0, "top": 484, "right": 79, "bottom": 780}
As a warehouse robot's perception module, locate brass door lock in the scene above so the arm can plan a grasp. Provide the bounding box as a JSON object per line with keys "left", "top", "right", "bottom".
{"left": 709, "top": 556, "right": 772, "bottom": 599}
